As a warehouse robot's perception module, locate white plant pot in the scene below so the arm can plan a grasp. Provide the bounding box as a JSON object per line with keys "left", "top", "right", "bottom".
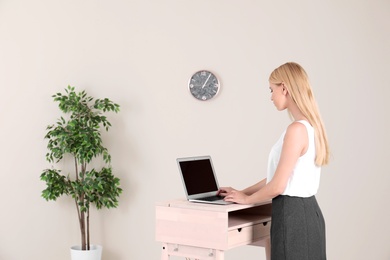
{"left": 70, "top": 245, "right": 102, "bottom": 260}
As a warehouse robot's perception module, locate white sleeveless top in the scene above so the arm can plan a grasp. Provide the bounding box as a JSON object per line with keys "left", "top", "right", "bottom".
{"left": 266, "top": 120, "right": 321, "bottom": 197}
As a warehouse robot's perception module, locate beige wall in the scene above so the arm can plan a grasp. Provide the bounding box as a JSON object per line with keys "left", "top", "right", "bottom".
{"left": 1, "top": 1, "right": 389, "bottom": 259}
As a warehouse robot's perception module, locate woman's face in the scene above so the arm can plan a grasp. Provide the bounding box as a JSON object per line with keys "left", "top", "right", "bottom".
{"left": 269, "top": 83, "right": 287, "bottom": 111}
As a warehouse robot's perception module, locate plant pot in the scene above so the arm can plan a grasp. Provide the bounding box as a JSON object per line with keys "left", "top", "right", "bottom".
{"left": 70, "top": 245, "right": 102, "bottom": 260}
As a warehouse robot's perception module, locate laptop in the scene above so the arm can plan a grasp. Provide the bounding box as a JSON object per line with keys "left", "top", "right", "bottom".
{"left": 177, "top": 155, "right": 232, "bottom": 205}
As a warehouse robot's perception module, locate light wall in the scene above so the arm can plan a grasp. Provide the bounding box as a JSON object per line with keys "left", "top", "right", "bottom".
{"left": 1, "top": 1, "right": 389, "bottom": 259}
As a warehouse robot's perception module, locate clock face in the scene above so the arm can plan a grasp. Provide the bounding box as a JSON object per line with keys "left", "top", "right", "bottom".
{"left": 188, "top": 70, "right": 220, "bottom": 101}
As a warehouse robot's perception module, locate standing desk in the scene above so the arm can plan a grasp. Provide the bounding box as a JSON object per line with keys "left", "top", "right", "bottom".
{"left": 155, "top": 199, "right": 272, "bottom": 260}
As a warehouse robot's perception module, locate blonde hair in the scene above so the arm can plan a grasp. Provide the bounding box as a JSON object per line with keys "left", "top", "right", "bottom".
{"left": 269, "top": 62, "right": 330, "bottom": 166}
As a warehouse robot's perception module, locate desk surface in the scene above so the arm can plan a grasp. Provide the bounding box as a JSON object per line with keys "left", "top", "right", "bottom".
{"left": 156, "top": 198, "right": 272, "bottom": 213}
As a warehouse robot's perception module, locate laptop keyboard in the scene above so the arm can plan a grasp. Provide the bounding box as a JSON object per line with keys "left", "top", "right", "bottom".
{"left": 202, "top": 195, "right": 224, "bottom": 201}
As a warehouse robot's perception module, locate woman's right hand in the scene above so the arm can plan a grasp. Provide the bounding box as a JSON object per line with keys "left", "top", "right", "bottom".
{"left": 217, "top": 187, "right": 236, "bottom": 197}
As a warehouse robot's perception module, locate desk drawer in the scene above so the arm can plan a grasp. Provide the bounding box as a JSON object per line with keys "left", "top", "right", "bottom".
{"left": 228, "top": 221, "right": 271, "bottom": 248}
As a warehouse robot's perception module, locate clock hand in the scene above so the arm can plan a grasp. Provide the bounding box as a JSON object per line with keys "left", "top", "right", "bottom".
{"left": 202, "top": 73, "right": 212, "bottom": 89}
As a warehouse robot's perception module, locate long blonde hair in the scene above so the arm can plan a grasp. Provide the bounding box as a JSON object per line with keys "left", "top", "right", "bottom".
{"left": 269, "top": 62, "right": 330, "bottom": 166}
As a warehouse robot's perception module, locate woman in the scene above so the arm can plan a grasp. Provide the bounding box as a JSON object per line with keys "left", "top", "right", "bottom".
{"left": 219, "top": 62, "right": 329, "bottom": 260}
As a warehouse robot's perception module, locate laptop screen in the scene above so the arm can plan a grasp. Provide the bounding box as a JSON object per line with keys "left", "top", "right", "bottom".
{"left": 179, "top": 158, "right": 218, "bottom": 195}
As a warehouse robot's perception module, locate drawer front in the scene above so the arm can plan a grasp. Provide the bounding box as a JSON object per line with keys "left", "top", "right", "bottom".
{"left": 228, "top": 221, "right": 271, "bottom": 249}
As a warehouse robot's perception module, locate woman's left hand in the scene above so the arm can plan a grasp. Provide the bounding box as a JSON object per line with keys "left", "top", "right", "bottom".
{"left": 224, "top": 190, "right": 249, "bottom": 204}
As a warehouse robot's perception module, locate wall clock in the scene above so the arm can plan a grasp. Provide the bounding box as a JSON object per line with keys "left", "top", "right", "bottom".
{"left": 188, "top": 70, "right": 220, "bottom": 101}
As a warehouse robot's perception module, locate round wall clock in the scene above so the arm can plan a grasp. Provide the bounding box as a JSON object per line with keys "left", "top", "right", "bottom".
{"left": 188, "top": 70, "right": 220, "bottom": 101}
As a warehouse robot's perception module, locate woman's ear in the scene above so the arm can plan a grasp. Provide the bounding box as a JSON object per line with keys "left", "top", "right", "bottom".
{"left": 282, "top": 84, "right": 288, "bottom": 95}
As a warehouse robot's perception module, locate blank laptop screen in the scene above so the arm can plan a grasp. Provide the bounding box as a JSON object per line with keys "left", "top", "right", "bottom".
{"left": 179, "top": 159, "right": 218, "bottom": 195}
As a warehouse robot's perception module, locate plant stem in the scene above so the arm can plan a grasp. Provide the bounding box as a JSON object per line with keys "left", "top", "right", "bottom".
{"left": 75, "top": 158, "right": 79, "bottom": 181}
{"left": 87, "top": 207, "right": 90, "bottom": 250}
{"left": 80, "top": 209, "right": 86, "bottom": 250}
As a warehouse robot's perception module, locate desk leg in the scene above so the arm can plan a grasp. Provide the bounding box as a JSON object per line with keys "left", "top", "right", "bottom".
{"left": 250, "top": 236, "right": 271, "bottom": 260}
{"left": 264, "top": 237, "right": 271, "bottom": 260}
{"left": 161, "top": 243, "right": 169, "bottom": 260}
{"left": 215, "top": 250, "right": 224, "bottom": 260}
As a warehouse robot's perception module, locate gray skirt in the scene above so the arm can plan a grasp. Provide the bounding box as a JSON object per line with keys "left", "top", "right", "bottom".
{"left": 271, "top": 195, "right": 326, "bottom": 260}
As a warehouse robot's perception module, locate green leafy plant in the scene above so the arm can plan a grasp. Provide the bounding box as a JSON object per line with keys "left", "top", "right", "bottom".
{"left": 40, "top": 86, "right": 122, "bottom": 250}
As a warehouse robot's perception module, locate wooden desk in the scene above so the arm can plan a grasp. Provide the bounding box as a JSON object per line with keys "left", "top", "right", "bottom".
{"left": 155, "top": 199, "right": 272, "bottom": 260}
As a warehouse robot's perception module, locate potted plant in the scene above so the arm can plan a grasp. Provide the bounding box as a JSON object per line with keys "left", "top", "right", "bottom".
{"left": 40, "top": 86, "right": 122, "bottom": 260}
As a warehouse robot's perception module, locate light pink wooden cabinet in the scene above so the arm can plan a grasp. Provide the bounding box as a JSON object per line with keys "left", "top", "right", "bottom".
{"left": 156, "top": 200, "right": 272, "bottom": 260}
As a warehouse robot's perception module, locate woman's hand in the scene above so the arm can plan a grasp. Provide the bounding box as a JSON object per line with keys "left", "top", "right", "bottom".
{"left": 217, "top": 187, "right": 236, "bottom": 197}
{"left": 223, "top": 190, "right": 249, "bottom": 204}
{"left": 218, "top": 187, "right": 250, "bottom": 204}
